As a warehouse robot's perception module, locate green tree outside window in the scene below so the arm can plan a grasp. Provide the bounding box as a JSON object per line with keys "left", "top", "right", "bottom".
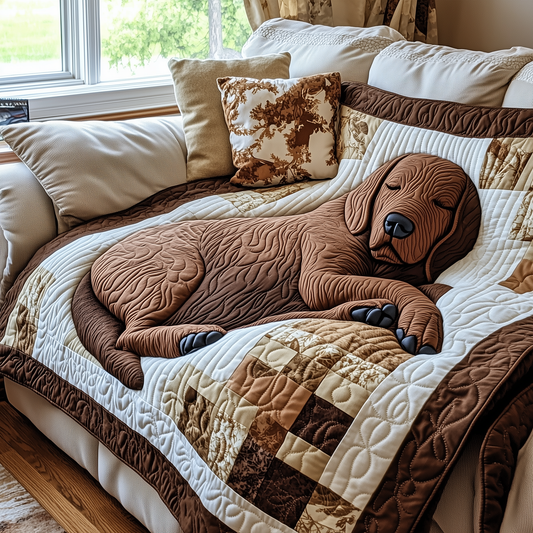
{"left": 102, "top": 0, "right": 252, "bottom": 75}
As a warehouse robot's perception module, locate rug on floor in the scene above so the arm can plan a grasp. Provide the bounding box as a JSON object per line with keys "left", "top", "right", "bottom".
{"left": 0, "top": 463, "right": 64, "bottom": 532}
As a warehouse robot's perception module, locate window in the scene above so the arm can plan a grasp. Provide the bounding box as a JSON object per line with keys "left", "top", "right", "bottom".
{"left": 100, "top": 0, "right": 251, "bottom": 81}
{"left": 0, "top": 0, "right": 252, "bottom": 119}
{"left": 0, "top": 0, "right": 63, "bottom": 80}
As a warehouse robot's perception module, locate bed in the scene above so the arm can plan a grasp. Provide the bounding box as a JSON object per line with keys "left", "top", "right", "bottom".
{"left": 2, "top": 76, "right": 533, "bottom": 533}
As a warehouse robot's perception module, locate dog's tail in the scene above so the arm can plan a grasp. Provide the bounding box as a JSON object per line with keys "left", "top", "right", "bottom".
{"left": 72, "top": 272, "right": 144, "bottom": 389}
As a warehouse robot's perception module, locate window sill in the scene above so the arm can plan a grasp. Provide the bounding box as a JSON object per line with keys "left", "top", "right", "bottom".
{"left": 0, "top": 142, "right": 20, "bottom": 164}
{"left": 1, "top": 76, "right": 178, "bottom": 121}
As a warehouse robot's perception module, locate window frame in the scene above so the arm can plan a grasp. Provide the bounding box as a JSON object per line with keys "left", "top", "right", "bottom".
{"left": 0, "top": 0, "right": 179, "bottom": 120}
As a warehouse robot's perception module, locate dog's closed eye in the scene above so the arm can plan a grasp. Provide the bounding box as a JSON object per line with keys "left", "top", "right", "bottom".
{"left": 433, "top": 199, "right": 454, "bottom": 211}
{"left": 386, "top": 183, "right": 401, "bottom": 191}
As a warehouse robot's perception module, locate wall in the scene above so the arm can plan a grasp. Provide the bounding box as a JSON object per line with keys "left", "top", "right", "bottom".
{"left": 436, "top": 0, "right": 533, "bottom": 52}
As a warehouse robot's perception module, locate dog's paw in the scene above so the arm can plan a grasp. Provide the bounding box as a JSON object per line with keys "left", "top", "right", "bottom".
{"left": 179, "top": 331, "right": 224, "bottom": 356}
{"left": 395, "top": 329, "right": 437, "bottom": 355}
{"left": 351, "top": 304, "right": 397, "bottom": 328}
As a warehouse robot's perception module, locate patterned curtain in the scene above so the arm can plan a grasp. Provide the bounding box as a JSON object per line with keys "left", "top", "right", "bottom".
{"left": 244, "top": 0, "right": 438, "bottom": 44}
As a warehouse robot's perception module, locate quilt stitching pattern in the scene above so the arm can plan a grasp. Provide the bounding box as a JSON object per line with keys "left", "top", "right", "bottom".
{"left": 354, "top": 315, "right": 533, "bottom": 532}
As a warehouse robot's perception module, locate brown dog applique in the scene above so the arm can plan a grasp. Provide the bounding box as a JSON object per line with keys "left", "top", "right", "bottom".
{"left": 73, "top": 153, "right": 481, "bottom": 389}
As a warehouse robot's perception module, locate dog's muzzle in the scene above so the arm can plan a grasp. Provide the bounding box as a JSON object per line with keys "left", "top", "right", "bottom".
{"left": 384, "top": 213, "right": 414, "bottom": 239}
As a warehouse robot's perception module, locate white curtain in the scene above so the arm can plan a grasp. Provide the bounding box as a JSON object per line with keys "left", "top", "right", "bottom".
{"left": 244, "top": 0, "right": 438, "bottom": 44}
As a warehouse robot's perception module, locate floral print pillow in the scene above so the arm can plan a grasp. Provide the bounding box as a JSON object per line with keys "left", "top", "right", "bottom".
{"left": 217, "top": 73, "right": 341, "bottom": 187}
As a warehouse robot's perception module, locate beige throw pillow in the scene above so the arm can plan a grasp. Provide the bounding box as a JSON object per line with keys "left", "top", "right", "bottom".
{"left": 1, "top": 116, "right": 188, "bottom": 233}
{"left": 168, "top": 53, "right": 291, "bottom": 182}
{"left": 218, "top": 73, "right": 341, "bottom": 187}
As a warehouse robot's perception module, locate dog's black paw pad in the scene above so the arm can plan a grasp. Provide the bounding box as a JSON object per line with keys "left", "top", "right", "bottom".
{"left": 400, "top": 335, "right": 417, "bottom": 354}
{"left": 180, "top": 331, "right": 224, "bottom": 356}
{"left": 351, "top": 308, "right": 370, "bottom": 323}
{"left": 379, "top": 304, "right": 397, "bottom": 327}
{"left": 351, "top": 305, "right": 398, "bottom": 328}
{"left": 381, "top": 304, "right": 398, "bottom": 321}
{"left": 366, "top": 309, "right": 383, "bottom": 326}
{"left": 205, "top": 331, "right": 224, "bottom": 344}
{"left": 418, "top": 345, "right": 437, "bottom": 355}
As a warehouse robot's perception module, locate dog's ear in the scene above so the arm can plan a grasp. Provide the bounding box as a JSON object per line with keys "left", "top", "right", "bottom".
{"left": 425, "top": 177, "right": 481, "bottom": 283}
{"left": 345, "top": 154, "right": 411, "bottom": 235}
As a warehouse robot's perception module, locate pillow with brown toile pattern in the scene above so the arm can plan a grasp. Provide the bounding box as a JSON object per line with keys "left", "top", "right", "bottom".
{"left": 217, "top": 72, "right": 341, "bottom": 188}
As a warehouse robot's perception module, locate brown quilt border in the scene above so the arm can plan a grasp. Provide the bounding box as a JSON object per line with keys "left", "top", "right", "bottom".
{"left": 478, "top": 376, "right": 533, "bottom": 533}
{"left": 341, "top": 82, "right": 533, "bottom": 139}
{"left": 353, "top": 315, "right": 533, "bottom": 533}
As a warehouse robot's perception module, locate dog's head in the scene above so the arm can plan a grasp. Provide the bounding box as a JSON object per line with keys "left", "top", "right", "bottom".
{"left": 345, "top": 153, "right": 481, "bottom": 283}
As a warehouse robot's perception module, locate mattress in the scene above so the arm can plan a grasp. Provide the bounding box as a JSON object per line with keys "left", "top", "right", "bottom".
{"left": 2, "top": 82, "right": 533, "bottom": 533}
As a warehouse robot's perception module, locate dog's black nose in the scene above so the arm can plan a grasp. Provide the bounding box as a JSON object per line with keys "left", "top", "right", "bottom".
{"left": 384, "top": 213, "right": 414, "bottom": 239}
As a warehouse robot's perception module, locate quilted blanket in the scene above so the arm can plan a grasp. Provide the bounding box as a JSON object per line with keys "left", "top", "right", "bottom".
{"left": 2, "top": 82, "right": 533, "bottom": 533}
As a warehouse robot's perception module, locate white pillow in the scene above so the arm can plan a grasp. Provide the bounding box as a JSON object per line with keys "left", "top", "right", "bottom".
{"left": 0, "top": 163, "right": 57, "bottom": 304}
{"left": 503, "top": 62, "right": 533, "bottom": 108}
{"left": 1, "top": 116, "right": 188, "bottom": 233}
{"left": 242, "top": 18, "right": 404, "bottom": 82}
{"left": 368, "top": 41, "right": 533, "bottom": 107}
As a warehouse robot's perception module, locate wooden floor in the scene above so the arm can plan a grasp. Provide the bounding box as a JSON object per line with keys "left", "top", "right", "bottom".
{"left": 0, "top": 400, "right": 150, "bottom": 533}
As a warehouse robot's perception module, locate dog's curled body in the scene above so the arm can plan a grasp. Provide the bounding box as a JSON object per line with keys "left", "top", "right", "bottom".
{"left": 75, "top": 153, "right": 482, "bottom": 388}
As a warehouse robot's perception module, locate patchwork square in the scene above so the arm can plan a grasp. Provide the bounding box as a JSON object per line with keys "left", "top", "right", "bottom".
{"left": 211, "top": 387, "right": 258, "bottom": 433}
{"left": 177, "top": 387, "right": 216, "bottom": 464}
{"left": 275, "top": 432, "right": 330, "bottom": 483}
{"left": 337, "top": 106, "right": 383, "bottom": 161}
{"left": 302, "top": 343, "right": 347, "bottom": 370}
{"left": 247, "top": 336, "right": 298, "bottom": 372}
{"left": 227, "top": 433, "right": 275, "bottom": 501}
{"left": 315, "top": 371, "right": 370, "bottom": 418}
{"left": 3, "top": 266, "right": 55, "bottom": 355}
{"left": 249, "top": 411, "right": 288, "bottom": 456}
{"left": 295, "top": 485, "right": 361, "bottom": 533}
{"left": 227, "top": 354, "right": 279, "bottom": 399}
{"left": 500, "top": 244, "right": 533, "bottom": 294}
{"left": 254, "top": 458, "right": 317, "bottom": 528}
{"left": 290, "top": 395, "right": 353, "bottom": 455}
{"left": 331, "top": 352, "right": 389, "bottom": 392}
{"left": 207, "top": 408, "right": 248, "bottom": 483}
{"left": 228, "top": 354, "right": 312, "bottom": 430}
{"left": 267, "top": 324, "right": 326, "bottom": 353}
{"left": 480, "top": 138, "right": 533, "bottom": 191}
{"left": 281, "top": 352, "right": 330, "bottom": 391}
{"left": 510, "top": 190, "right": 533, "bottom": 241}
